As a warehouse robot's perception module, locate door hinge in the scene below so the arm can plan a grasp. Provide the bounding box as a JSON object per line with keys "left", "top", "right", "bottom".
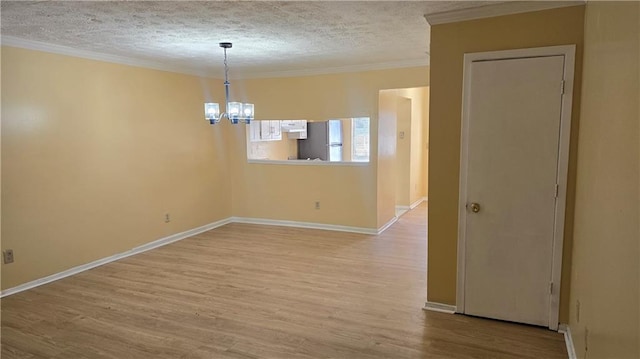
{"left": 561, "top": 80, "right": 565, "bottom": 95}
{"left": 550, "top": 282, "right": 554, "bottom": 294}
{"left": 554, "top": 184, "right": 559, "bottom": 198}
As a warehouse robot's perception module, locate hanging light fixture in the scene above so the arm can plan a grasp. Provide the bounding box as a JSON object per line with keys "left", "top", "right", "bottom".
{"left": 204, "top": 42, "right": 254, "bottom": 125}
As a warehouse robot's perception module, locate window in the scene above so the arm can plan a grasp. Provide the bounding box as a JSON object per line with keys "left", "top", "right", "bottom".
{"left": 351, "top": 117, "right": 370, "bottom": 162}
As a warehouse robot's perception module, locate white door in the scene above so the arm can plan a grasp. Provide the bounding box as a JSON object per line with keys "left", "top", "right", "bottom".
{"left": 460, "top": 55, "right": 565, "bottom": 327}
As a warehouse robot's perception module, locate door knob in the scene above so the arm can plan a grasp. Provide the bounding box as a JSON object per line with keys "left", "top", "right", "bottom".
{"left": 468, "top": 203, "right": 481, "bottom": 213}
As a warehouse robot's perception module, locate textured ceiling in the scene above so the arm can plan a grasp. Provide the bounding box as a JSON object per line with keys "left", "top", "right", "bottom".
{"left": 1, "top": 1, "right": 498, "bottom": 77}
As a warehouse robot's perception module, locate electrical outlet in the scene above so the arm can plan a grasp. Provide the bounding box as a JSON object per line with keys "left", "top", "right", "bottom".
{"left": 3, "top": 249, "right": 14, "bottom": 264}
{"left": 165, "top": 213, "right": 171, "bottom": 223}
{"left": 399, "top": 131, "right": 405, "bottom": 139}
{"left": 315, "top": 201, "right": 320, "bottom": 210}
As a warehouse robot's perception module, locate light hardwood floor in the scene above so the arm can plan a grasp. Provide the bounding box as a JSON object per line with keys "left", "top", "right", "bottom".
{"left": 1, "top": 204, "right": 567, "bottom": 358}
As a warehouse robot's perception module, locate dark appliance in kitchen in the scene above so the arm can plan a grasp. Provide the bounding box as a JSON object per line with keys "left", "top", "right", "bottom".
{"left": 297, "top": 120, "right": 343, "bottom": 161}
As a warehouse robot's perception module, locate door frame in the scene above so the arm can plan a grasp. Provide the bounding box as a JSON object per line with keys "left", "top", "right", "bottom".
{"left": 456, "top": 45, "right": 576, "bottom": 330}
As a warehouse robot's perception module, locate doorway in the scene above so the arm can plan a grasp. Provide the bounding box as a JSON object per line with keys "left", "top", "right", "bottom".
{"left": 456, "top": 46, "right": 576, "bottom": 330}
{"left": 378, "top": 87, "right": 430, "bottom": 219}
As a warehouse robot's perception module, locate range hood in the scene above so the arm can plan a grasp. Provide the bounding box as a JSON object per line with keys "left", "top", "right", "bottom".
{"left": 281, "top": 120, "right": 307, "bottom": 133}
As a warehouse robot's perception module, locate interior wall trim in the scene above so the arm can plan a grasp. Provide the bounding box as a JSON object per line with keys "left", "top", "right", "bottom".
{"left": 241, "top": 59, "right": 429, "bottom": 79}
{"left": 0, "top": 35, "right": 209, "bottom": 77}
{"left": 395, "top": 206, "right": 410, "bottom": 218}
{"left": 232, "top": 216, "right": 390, "bottom": 235}
{"left": 1, "top": 215, "right": 400, "bottom": 297}
{"left": 423, "top": 301, "right": 457, "bottom": 314}
{"left": 0, "top": 218, "right": 232, "bottom": 298}
{"left": 410, "top": 197, "right": 427, "bottom": 209}
{"left": 558, "top": 324, "right": 577, "bottom": 359}
{"left": 1, "top": 35, "right": 428, "bottom": 79}
{"left": 424, "top": 1, "right": 585, "bottom": 26}
{"left": 376, "top": 216, "right": 398, "bottom": 235}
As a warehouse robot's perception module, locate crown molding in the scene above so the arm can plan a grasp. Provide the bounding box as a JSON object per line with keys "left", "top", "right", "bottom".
{"left": 0, "top": 35, "right": 215, "bottom": 78}
{"left": 1, "top": 35, "right": 429, "bottom": 79}
{"left": 424, "top": 1, "right": 586, "bottom": 26}
{"left": 239, "top": 58, "right": 430, "bottom": 79}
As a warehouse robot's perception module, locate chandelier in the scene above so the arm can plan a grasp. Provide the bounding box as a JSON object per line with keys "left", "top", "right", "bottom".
{"left": 204, "top": 42, "right": 254, "bottom": 125}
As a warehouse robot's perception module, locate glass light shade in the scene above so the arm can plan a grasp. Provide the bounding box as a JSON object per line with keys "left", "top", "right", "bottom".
{"left": 204, "top": 103, "right": 219, "bottom": 121}
{"left": 227, "top": 102, "right": 242, "bottom": 118}
{"left": 242, "top": 103, "right": 254, "bottom": 119}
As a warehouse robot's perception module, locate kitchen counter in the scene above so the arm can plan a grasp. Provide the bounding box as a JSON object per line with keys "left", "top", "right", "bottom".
{"left": 247, "top": 159, "right": 369, "bottom": 166}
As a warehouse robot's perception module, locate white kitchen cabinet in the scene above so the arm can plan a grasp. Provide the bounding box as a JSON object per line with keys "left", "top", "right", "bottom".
{"left": 266, "top": 120, "right": 282, "bottom": 140}
{"left": 259, "top": 121, "right": 271, "bottom": 140}
{"left": 249, "top": 120, "right": 261, "bottom": 141}
{"left": 249, "top": 120, "right": 282, "bottom": 141}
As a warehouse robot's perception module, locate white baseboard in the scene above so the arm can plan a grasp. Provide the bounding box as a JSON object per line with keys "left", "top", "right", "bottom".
{"left": 376, "top": 216, "right": 398, "bottom": 234}
{"left": 423, "top": 301, "right": 457, "bottom": 314}
{"left": 231, "top": 216, "right": 385, "bottom": 235}
{"left": 1, "top": 215, "right": 397, "bottom": 298}
{"left": 395, "top": 205, "right": 410, "bottom": 218}
{"left": 410, "top": 197, "right": 427, "bottom": 209}
{"left": 0, "top": 218, "right": 231, "bottom": 298}
{"left": 558, "top": 324, "right": 577, "bottom": 359}
{"left": 396, "top": 196, "right": 427, "bottom": 217}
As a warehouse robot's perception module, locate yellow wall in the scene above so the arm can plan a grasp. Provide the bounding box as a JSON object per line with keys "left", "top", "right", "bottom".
{"left": 421, "top": 88, "right": 429, "bottom": 199}
{"left": 427, "top": 6, "right": 585, "bottom": 323}
{"left": 569, "top": 2, "right": 639, "bottom": 358}
{"left": 378, "top": 87, "right": 429, "bottom": 209}
{"left": 397, "top": 87, "right": 429, "bottom": 204}
{"left": 229, "top": 68, "right": 428, "bottom": 229}
{"left": 0, "top": 46, "right": 3, "bottom": 289}
{"left": 395, "top": 96, "right": 412, "bottom": 207}
{"left": 1, "top": 47, "right": 232, "bottom": 289}
{"left": 377, "top": 90, "right": 398, "bottom": 227}
{"left": 341, "top": 119, "right": 352, "bottom": 162}
{"left": 1, "top": 44, "right": 428, "bottom": 289}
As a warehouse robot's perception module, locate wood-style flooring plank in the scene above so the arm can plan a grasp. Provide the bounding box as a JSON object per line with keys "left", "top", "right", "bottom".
{"left": 1, "top": 204, "right": 567, "bottom": 358}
